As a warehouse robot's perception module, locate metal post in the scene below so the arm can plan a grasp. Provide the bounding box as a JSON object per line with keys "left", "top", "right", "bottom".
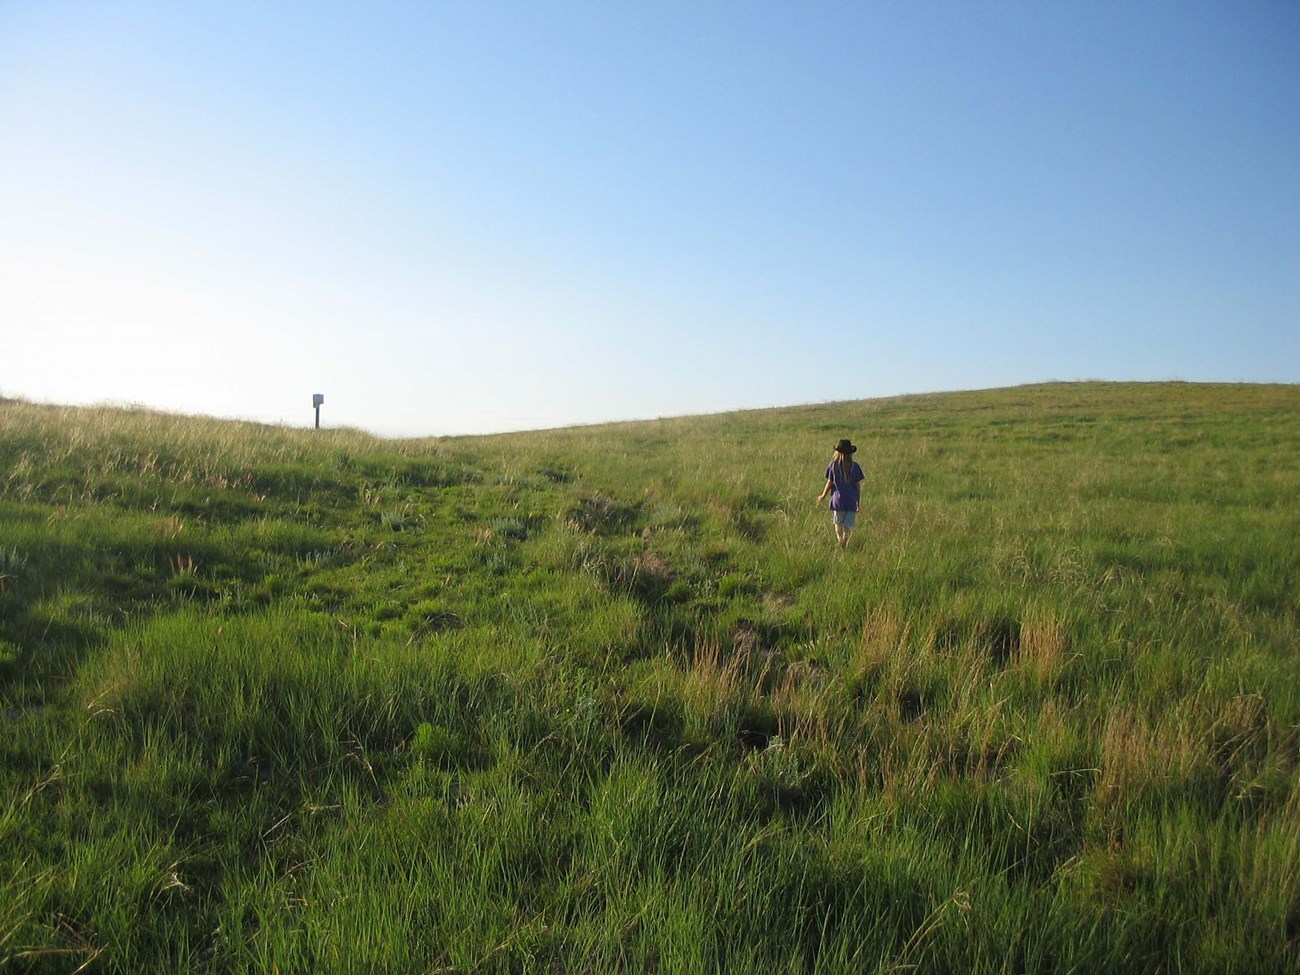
{"left": 312, "top": 394, "right": 324, "bottom": 429}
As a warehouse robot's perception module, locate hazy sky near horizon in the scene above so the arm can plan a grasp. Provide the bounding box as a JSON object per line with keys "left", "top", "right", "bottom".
{"left": 3, "top": 2, "right": 1297, "bottom": 437}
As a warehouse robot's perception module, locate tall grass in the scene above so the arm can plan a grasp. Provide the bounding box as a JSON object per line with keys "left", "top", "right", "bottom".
{"left": 1, "top": 383, "right": 1297, "bottom": 972}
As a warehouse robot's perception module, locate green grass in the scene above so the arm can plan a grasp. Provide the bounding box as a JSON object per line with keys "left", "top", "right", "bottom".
{"left": 1, "top": 382, "right": 1297, "bottom": 973}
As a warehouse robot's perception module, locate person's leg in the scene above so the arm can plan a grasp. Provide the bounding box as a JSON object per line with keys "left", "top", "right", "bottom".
{"left": 833, "top": 510, "right": 855, "bottom": 547}
{"left": 837, "top": 510, "right": 856, "bottom": 548}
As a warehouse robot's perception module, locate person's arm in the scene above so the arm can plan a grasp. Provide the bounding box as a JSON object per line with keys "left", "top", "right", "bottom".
{"left": 817, "top": 479, "right": 832, "bottom": 503}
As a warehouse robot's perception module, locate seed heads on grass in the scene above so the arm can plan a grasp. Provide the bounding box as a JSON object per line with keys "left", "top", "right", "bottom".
{"left": 167, "top": 553, "right": 199, "bottom": 577}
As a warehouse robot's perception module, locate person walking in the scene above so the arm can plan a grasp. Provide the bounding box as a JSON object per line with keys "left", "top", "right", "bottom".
{"left": 817, "top": 438, "right": 865, "bottom": 548}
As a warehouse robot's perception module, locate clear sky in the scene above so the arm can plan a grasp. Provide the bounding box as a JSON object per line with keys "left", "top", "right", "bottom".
{"left": 2, "top": 1, "right": 1297, "bottom": 436}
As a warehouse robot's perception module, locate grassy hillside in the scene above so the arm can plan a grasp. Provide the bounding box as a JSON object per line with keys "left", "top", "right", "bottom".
{"left": 1, "top": 382, "right": 1297, "bottom": 973}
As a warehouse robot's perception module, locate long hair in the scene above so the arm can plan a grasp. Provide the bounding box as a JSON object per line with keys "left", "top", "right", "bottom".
{"left": 832, "top": 449, "right": 854, "bottom": 479}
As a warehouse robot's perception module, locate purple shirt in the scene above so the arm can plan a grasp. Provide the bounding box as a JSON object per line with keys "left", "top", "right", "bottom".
{"left": 825, "top": 460, "right": 865, "bottom": 511}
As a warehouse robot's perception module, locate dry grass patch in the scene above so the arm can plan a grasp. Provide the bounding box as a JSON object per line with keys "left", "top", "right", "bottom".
{"left": 854, "top": 605, "right": 912, "bottom": 682}
{"left": 1095, "top": 706, "right": 1202, "bottom": 816}
{"left": 1016, "top": 611, "right": 1069, "bottom": 684}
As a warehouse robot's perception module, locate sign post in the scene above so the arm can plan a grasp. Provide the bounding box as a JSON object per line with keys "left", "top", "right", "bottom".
{"left": 312, "top": 393, "right": 325, "bottom": 430}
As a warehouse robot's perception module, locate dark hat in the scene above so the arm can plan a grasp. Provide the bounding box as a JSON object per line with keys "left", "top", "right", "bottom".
{"left": 834, "top": 439, "right": 857, "bottom": 454}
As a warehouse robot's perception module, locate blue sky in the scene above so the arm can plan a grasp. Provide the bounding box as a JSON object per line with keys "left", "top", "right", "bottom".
{"left": 2, "top": 1, "right": 1297, "bottom": 436}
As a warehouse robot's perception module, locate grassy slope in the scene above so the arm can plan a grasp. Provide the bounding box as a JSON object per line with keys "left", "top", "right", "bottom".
{"left": 1, "top": 382, "right": 1297, "bottom": 973}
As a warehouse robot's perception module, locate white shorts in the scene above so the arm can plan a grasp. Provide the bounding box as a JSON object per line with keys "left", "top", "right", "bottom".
{"left": 832, "top": 510, "right": 857, "bottom": 529}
